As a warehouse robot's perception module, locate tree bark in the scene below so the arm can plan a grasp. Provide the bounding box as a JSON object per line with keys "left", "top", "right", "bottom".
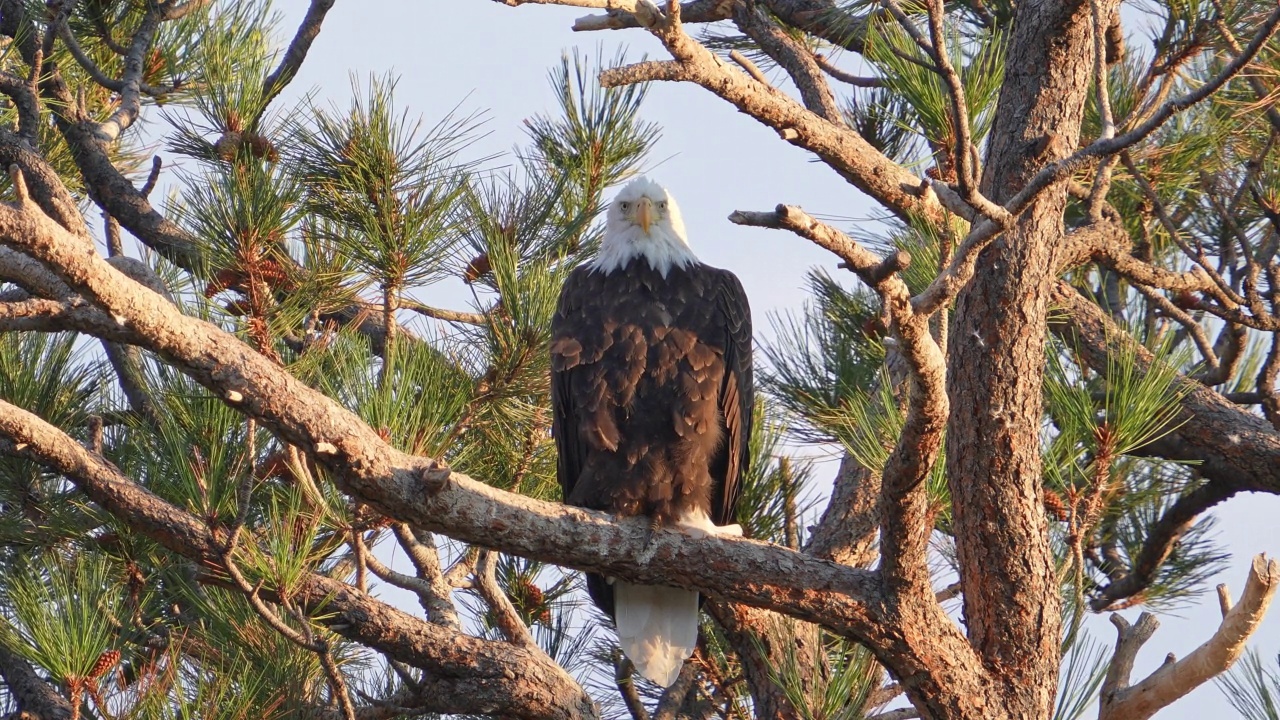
{"left": 945, "top": 0, "right": 1111, "bottom": 715}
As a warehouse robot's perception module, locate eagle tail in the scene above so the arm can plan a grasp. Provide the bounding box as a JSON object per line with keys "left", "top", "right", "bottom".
{"left": 613, "top": 580, "right": 698, "bottom": 687}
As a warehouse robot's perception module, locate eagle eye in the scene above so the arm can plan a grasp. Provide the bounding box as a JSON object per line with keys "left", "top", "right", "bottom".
{"left": 620, "top": 201, "right": 631, "bottom": 211}
{"left": 658, "top": 201, "right": 668, "bottom": 210}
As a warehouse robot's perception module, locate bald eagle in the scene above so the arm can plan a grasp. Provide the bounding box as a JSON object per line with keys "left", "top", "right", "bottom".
{"left": 550, "top": 177, "right": 753, "bottom": 686}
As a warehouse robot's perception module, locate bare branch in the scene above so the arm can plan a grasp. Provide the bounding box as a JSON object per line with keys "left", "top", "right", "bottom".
{"left": 475, "top": 550, "right": 539, "bottom": 649}
{"left": 356, "top": 525, "right": 462, "bottom": 630}
{"left": 400, "top": 298, "right": 488, "bottom": 326}
{"left": 94, "top": 9, "right": 162, "bottom": 142}
{"left": 730, "top": 50, "right": 769, "bottom": 85}
{"left": 1099, "top": 555, "right": 1280, "bottom": 720}
{"left": 728, "top": 204, "right": 948, "bottom": 595}
{"left": 259, "top": 0, "right": 337, "bottom": 116}
{"left": 922, "top": 0, "right": 978, "bottom": 197}
{"left": 1099, "top": 612, "right": 1160, "bottom": 702}
{"left": 814, "top": 54, "right": 881, "bottom": 87}
{"left": 1086, "top": 0, "right": 1119, "bottom": 219}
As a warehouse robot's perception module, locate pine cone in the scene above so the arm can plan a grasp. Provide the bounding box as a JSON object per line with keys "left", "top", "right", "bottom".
{"left": 88, "top": 649, "right": 121, "bottom": 680}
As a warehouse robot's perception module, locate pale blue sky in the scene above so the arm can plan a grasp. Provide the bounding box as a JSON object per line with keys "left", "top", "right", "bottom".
{"left": 259, "top": 1, "right": 1280, "bottom": 715}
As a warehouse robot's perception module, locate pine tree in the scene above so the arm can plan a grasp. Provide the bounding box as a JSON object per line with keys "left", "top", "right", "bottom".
{"left": 0, "top": 0, "right": 1278, "bottom": 718}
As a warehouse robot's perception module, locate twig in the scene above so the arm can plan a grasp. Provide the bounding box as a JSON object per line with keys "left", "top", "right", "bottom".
{"left": 813, "top": 54, "right": 881, "bottom": 87}
{"left": 399, "top": 298, "right": 488, "bottom": 325}
{"left": 729, "top": 50, "right": 769, "bottom": 85}
{"left": 316, "top": 641, "right": 358, "bottom": 720}
{"left": 1128, "top": 283, "right": 1219, "bottom": 375}
{"left": 1086, "top": 0, "right": 1118, "bottom": 219}
{"left": 140, "top": 156, "right": 163, "bottom": 198}
{"left": 922, "top": 0, "right": 978, "bottom": 197}
{"left": 474, "top": 550, "right": 538, "bottom": 649}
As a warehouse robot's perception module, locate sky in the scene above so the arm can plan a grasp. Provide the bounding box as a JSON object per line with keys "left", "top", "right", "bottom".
{"left": 239, "top": 0, "right": 1280, "bottom": 715}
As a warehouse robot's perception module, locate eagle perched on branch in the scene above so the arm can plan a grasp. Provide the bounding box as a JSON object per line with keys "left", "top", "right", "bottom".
{"left": 550, "top": 177, "right": 754, "bottom": 686}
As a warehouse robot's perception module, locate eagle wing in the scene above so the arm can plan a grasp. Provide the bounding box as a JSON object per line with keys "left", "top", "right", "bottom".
{"left": 550, "top": 264, "right": 753, "bottom": 526}
{"left": 550, "top": 268, "right": 588, "bottom": 504}
{"left": 710, "top": 269, "right": 753, "bottom": 527}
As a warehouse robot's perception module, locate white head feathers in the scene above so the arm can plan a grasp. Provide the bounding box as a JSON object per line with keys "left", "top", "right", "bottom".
{"left": 593, "top": 177, "right": 698, "bottom": 277}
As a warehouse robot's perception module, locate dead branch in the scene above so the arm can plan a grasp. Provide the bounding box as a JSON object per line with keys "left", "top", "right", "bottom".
{"left": 1099, "top": 555, "right": 1280, "bottom": 720}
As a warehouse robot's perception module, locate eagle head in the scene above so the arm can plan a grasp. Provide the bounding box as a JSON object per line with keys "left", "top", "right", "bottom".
{"left": 594, "top": 177, "right": 698, "bottom": 277}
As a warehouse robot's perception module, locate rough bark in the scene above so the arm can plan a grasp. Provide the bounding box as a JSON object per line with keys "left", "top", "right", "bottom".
{"left": 944, "top": 0, "right": 1112, "bottom": 715}
{"left": 0, "top": 644, "right": 73, "bottom": 720}
{"left": 0, "top": 401, "right": 598, "bottom": 720}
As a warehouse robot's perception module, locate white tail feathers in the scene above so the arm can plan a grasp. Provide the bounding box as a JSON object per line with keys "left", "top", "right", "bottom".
{"left": 614, "top": 580, "right": 698, "bottom": 687}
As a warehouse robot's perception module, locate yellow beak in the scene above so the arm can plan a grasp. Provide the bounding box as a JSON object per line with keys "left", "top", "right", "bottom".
{"left": 636, "top": 197, "right": 653, "bottom": 234}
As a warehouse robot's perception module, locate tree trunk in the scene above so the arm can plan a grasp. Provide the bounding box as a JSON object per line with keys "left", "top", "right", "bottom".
{"left": 945, "top": 0, "right": 1112, "bottom": 716}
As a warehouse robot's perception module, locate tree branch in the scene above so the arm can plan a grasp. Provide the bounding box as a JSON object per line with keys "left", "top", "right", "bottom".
{"left": 1098, "top": 555, "right": 1280, "bottom": 720}
{"left": 1089, "top": 480, "right": 1236, "bottom": 610}
{"left": 732, "top": 1, "right": 843, "bottom": 124}
{"left": 0, "top": 400, "right": 598, "bottom": 720}
{"left": 475, "top": 550, "right": 539, "bottom": 649}
{"left": 259, "top": 0, "right": 337, "bottom": 118}
{"left": 1001, "top": 5, "right": 1280, "bottom": 219}
{"left": 93, "top": 8, "right": 162, "bottom": 142}
{"left": 0, "top": 643, "right": 73, "bottom": 720}
{"left": 1049, "top": 281, "right": 1280, "bottom": 497}
{"left": 590, "top": 11, "right": 945, "bottom": 224}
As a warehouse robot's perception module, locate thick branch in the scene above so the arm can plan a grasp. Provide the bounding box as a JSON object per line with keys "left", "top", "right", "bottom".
{"left": 0, "top": 644, "right": 73, "bottom": 720}
{"left": 0, "top": 401, "right": 597, "bottom": 720}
